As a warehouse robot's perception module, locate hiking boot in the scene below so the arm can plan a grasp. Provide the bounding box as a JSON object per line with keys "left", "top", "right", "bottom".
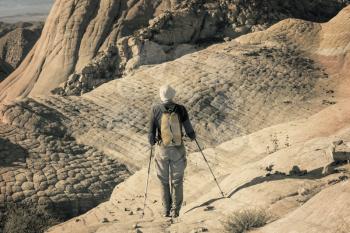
{"left": 162, "top": 210, "right": 171, "bottom": 218}
{"left": 170, "top": 209, "right": 179, "bottom": 218}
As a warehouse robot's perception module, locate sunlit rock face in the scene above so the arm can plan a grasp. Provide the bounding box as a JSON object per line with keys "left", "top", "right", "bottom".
{"left": 0, "top": 0, "right": 348, "bottom": 102}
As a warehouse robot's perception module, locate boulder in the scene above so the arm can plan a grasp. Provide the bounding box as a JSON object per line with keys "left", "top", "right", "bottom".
{"left": 331, "top": 140, "right": 350, "bottom": 162}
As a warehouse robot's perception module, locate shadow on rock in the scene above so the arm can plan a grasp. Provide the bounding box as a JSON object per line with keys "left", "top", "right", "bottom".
{"left": 227, "top": 164, "right": 348, "bottom": 198}
{"left": 0, "top": 138, "right": 27, "bottom": 167}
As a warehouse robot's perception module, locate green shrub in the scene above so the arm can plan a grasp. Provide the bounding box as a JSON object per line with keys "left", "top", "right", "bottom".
{"left": 223, "top": 209, "right": 271, "bottom": 233}
{"left": 2, "top": 203, "right": 61, "bottom": 233}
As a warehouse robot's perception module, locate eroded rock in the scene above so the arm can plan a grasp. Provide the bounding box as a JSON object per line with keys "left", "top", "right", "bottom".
{"left": 1, "top": 0, "right": 348, "bottom": 100}
{"left": 0, "top": 116, "right": 130, "bottom": 220}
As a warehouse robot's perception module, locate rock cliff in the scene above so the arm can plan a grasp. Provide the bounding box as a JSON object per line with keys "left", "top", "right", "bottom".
{"left": 44, "top": 5, "right": 350, "bottom": 233}
{"left": 0, "top": 5, "right": 349, "bottom": 232}
{"left": 0, "top": 2, "right": 350, "bottom": 233}
{"left": 0, "top": 59, "right": 12, "bottom": 81}
{"left": 0, "top": 0, "right": 348, "bottom": 102}
{"left": 0, "top": 22, "right": 43, "bottom": 81}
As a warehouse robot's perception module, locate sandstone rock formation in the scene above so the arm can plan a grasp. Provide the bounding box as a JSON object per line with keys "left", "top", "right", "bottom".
{"left": 0, "top": 0, "right": 348, "bottom": 102}
{"left": 0, "top": 100, "right": 130, "bottom": 220}
{"left": 46, "top": 101, "right": 350, "bottom": 233}
{"left": 0, "top": 22, "right": 43, "bottom": 73}
{"left": 1, "top": 2, "right": 350, "bottom": 233}
{"left": 0, "top": 4, "right": 349, "bottom": 232}
{"left": 41, "top": 5, "right": 350, "bottom": 233}
{"left": 0, "top": 59, "right": 12, "bottom": 81}
{"left": 0, "top": 24, "right": 42, "bottom": 69}
{"left": 0, "top": 37, "right": 332, "bottom": 169}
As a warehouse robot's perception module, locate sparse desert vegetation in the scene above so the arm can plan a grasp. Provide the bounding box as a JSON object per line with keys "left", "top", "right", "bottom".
{"left": 1, "top": 203, "right": 61, "bottom": 233}
{"left": 223, "top": 209, "right": 271, "bottom": 233}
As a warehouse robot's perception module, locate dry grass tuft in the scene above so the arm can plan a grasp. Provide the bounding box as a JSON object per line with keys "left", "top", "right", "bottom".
{"left": 223, "top": 209, "right": 271, "bottom": 233}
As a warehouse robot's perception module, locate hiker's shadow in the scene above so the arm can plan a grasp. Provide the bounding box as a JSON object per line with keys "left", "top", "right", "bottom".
{"left": 184, "top": 196, "right": 226, "bottom": 214}
{"left": 0, "top": 138, "right": 28, "bottom": 167}
{"left": 184, "top": 164, "right": 346, "bottom": 214}
{"left": 227, "top": 164, "right": 346, "bottom": 198}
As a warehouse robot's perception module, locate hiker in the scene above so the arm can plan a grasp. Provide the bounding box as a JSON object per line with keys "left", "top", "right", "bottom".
{"left": 148, "top": 84, "right": 196, "bottom": 218}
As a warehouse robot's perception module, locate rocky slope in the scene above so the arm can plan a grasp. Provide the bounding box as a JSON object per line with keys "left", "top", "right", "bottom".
{"left": 0, "top": 0, "right": 348, "bottom": 102}
{"left": 0, "top": 35, "right": 332, "bottom": 169}
{"left": 0, "top": 4, "right": 349, "bottom": 233}
{"left": 0, "top": 22, "right": 43, "bottom": 80}
{"left": 0, "top": 101, "right": 130, "bottom": 220}
{"left": 0, "top": 22, "right": 43, "bottom": 68}
{"left": 40, "top": 5, "right": 350, "bottom": 233}
{"left": 46, "top": 102, "right": 350, "bottom": 233}
{"left": 0, "top": 59, "right": 12, "bottom": 81}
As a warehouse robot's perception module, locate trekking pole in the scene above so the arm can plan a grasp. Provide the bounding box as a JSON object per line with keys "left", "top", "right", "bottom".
{"left": 141, "top": 146, "right": 153, "bottom": 218}
{"left": 195, "top": 139, "right": 225, "bottom": 198}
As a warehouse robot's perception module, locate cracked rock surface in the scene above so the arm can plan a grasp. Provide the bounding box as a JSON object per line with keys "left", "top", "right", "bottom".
{"left": 44, "top": 6, "right": 350, "bottom": 233}
{"left": 0, "top": 2, "right": 350, "bottom": 233}
{"left": 1, "top": 6, "right": 349, "bottom": 225}
{"left": 0, "top": 100, "right": 130, "bottom": 223}
{"left": 0, "top": 0, "right": 348, "bottom": 101}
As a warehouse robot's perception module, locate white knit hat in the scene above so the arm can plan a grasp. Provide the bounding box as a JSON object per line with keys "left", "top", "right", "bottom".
{"left": 159, "top": 85, "right": 176, "bottom": 102}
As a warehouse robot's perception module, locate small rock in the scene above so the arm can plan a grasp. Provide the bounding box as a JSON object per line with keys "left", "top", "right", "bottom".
{"left": 265, "top": 164, "right": 274, "bottom": 172}
{"left": 75, "top": 218, "right": 80, "bottom": 222}
{"left": 298, "top": 187, "right": 308, "bottom": 196}
{"left": 128, "top": 211, "right": 134, "bottom": 215}
{"left": 101, "top": 218, "right": 109, "bottom": 223}
{"left": 339, "top": 175, "right": 349, "bottom": 181}
{"left": 153, "top": 200, "right": 157, "bottom": 203}
{"left": 204, "top": 206, "right": 215, "bottom": 211}
{"left": 136, "top": 207, "right": 142, "bottom": 211}
{"left": 190, "top": 227, "right": 209, "bottom": 233}
{"left": 289, "top": 166, "right": 307, "bottom": 176}
{"left": 124, "top": 207, "right": 130, "bottom": 211}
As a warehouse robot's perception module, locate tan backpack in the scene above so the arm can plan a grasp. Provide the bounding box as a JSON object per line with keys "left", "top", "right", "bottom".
{"left": 160, "top": 105, "right": 182, "bottom": 147}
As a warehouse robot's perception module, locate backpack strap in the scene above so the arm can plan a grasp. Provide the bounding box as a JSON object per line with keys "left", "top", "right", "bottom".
{"left": 159, "top": 104, "right": 168, "bottom": 113}
{"left": 160, "top": 103, "right": 177, "bottom": 114}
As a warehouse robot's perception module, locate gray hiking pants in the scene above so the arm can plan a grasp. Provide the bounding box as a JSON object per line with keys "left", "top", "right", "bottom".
{"left": 155, "top": 144, "right": 187, "bottom": 214}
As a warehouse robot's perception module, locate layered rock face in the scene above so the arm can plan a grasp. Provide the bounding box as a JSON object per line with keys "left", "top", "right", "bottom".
{"left": 0, "top": 40, "right": 331, "bottom": 169}
{"left": 0, "top": 100, "right": 130, "bottom": 221}
{"left": 0, "top": 22, "right": 43, "bottom": 80}
{"left": 0, "top": 22, "right": 41, "bottom": 38}
{"left": 0, "top": 59, "right": 12, "bottom": 81}
{"left": 47, "top": 6, "right": 350, "bottom": 233}
{"left": 0, "top": 2, "right": 350, "bottom": 232}
{"left": 1, "top": 7, "right": 349, "bottom": 224}
{"left": 0, "top": 0, "right": 348, "bottom": 102}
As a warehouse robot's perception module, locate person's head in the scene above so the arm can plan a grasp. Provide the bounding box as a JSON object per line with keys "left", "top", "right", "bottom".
{"left": 159, "top": 84, "right": 176, "bottom": 103}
